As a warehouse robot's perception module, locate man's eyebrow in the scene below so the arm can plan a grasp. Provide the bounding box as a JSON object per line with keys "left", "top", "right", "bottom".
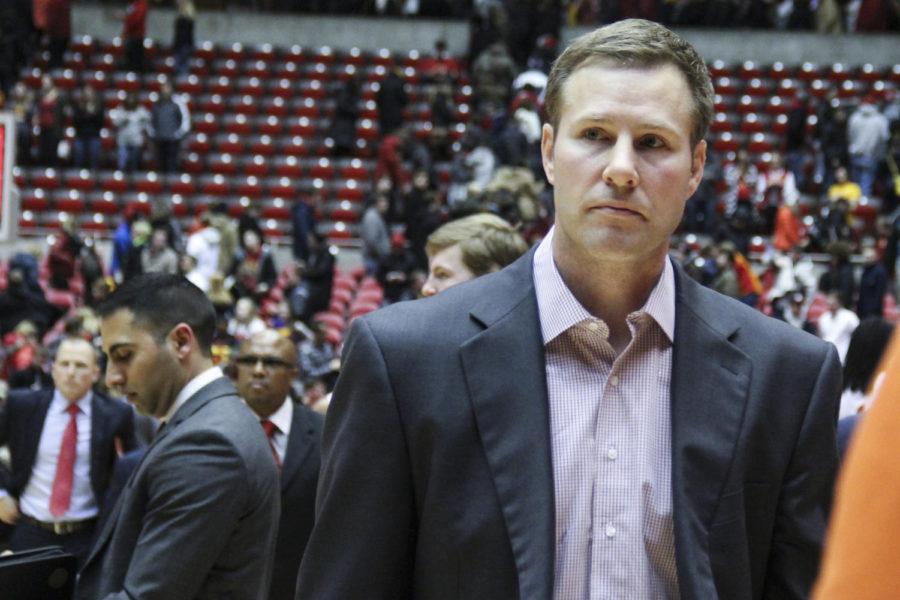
{"left": 573, "top": 114, "right": 679, "bottom": 134}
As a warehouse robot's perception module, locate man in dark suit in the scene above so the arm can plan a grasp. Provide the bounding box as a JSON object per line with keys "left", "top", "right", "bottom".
{"left": 76, "top": 273, "right": 280, "bottom": 600}
{"left": 233, "top": 328, "right": 324, "bottom": 600}
{"left": 0, "top": 337, "right": 136, "bottom": 565}
{"left": 297, "top": 20, "right": 841, "bottom": 600}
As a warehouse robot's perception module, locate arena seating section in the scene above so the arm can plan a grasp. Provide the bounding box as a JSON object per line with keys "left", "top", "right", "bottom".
{"left": 14, "top": 36, "right": 474, "bottom": 241}
{"left": 11, "top": 36, "right": 900, "bottom": 245}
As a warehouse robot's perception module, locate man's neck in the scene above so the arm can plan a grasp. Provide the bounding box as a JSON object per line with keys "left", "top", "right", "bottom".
{"left": 553, "top": 238, "right": 668, "bottom": 353}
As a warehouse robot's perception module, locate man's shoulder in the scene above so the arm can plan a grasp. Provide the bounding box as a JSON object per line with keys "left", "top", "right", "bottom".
{"left": 292, "top": 401, "right": 325, "bottom": 437}
{"left": 683, "top": 276, "right": 828, "bottom": 356}
{"left": 364, "top": 261, "right": 531, "bottom": 340}
{"left": 5, "top": 387, "right": 50, "bottom": 410}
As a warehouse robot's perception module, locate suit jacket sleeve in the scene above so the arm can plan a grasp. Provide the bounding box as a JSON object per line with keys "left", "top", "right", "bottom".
{"left": 295, "top": 318, "right": 415, "bottom": 599}
{"left": 102, "top": 429, "right": 260, "bottom": 600}
{"left": 764, "top": 342, "right": 841, "bottom": 598}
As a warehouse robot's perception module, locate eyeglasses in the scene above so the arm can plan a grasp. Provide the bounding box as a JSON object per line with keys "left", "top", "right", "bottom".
{"left": 234, "top": 355, "right": 293, "bottom": 370}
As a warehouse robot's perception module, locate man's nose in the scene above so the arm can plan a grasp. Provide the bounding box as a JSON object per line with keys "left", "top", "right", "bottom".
{"left": 421, "top": 277, "right": 437, "bottom": 297}
{"left": 603, "top": 138, "right": 640, "bottom": 189}
{"left": 252, "top": 359, "right": 268, "bottom": 374}
{"left": 105, "top": 365, "right": 123, "bottom": 388}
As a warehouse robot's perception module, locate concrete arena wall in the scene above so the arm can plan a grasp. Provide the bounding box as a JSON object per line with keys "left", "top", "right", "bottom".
{"left": 72, "top": 5, "right": 899, "bottom": 67}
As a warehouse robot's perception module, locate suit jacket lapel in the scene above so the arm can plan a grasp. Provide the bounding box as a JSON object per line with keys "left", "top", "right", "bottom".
{"left": 89, "top": 393, "right": 109, "bottom": 496}
{"left": 459, "top": 250, "right": 555, "bottom": 600}
{"left": 82, "top": 377, "right": 238, "bottom": 569}
{"left": 280, "top": 403, "right": 315, "bottom": 492}
{"left": 670, "top": 268, "right": 752, "bottom": 597}
{"left": 21, "top": 391, "right": 54, "bottom": 489}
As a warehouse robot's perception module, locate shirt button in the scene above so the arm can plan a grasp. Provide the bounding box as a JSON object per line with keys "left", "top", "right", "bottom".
{"left": 609, "top": 375, "right": 619, "bottom": 387}
{"left": 605, "top": 523, "right": 616, "bottom": 538}
{"left": 607, "top": 447, "right": 618, "bottom": 460}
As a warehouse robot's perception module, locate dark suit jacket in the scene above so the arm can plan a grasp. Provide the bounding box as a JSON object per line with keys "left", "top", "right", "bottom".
{"left": 269, "top": 401, "right": 323, "bottom": 600}
{"left": 76, "top": 377, "right": 280, "bottom": 600}
{"left": 0, "top": 387, "right": 137, "bottom": 512}
{"left": 296, "top": 249, "right": 841, "bottom": 600}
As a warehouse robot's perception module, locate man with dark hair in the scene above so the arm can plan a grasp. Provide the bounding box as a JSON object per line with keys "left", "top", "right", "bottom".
{"left": 232, "top": 329, "right": 323, "bottom": 600}
{"left": 297, "top": 19, "right": 840, "bottom": 599}
{"left": 0, "top": 337, "right": 137, "bottom": 566}
{"left": 76, "top": 273, "right": 280, "bottom": 600}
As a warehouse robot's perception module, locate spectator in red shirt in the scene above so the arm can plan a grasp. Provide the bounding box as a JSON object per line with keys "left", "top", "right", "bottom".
{"left": 122, "top": 0, "right": 148, "bottom": 73}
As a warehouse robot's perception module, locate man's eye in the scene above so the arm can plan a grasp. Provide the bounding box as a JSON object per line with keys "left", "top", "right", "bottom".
{"left": 640, "top": 135, "right": 665, "bottom": 148}
{"left": 583, "top": 128, "right": 606, "bottom": 141}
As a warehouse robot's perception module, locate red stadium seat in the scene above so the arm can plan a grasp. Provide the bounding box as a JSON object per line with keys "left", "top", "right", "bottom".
{"left": 267, "top": 176, "right": 297, "bottom": 198}
{"left": 208, "top": 153, "right": 239, "bottom": 175}
{"left": 230, "top": 95, "right": 258, "bottom": 116}
{"left": 234, "top": 175, "right": 264, "bottom": 198}
{"left": 199, "top": 174, "right": 231, "bottom": 196}
{"left": 133, "top": 171, "right": 163, "bottom": 194}
{"left": 257, "top": 115, "right": 284, "bottom": 136}
{"left": 99, "top": 170, "right": 129, "bottom": 193}
{"left": 89, "top": 191, "right": 120, "bottom": 215}
{"left": 273, "top": 155, "right": 305, "bottom": 178}
{"left": 21, "top": 188, "right": 50, "bottom": 212}
{"left": 54, "top": 189, "right": 86, "bottom": 214}
{"left": 222, "top": 114, "right": 253, "bottom": 135}
{"left": 242, "top": 155, "right": 271, "bottom": 177}
{"left": 168, "top": 173, "right": 197, "bottom": 195}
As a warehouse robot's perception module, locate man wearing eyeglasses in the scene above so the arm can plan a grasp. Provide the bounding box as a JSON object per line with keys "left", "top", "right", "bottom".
{"left": 233, "top": 328, "right": 324, "bottom": 600}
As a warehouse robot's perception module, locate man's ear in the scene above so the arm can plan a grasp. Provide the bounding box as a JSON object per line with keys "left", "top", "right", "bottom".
{"left": 168, "top": 323, "right": 195, "bottom": 360}
{"left": 541, "top": 123, "right": 556, "bottom": 186}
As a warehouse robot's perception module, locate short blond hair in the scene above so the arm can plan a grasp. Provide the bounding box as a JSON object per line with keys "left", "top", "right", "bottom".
{"left": 426, "top": 213, "right": 528, "bottom": 276}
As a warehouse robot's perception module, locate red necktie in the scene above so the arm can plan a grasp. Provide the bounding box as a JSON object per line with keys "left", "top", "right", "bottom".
{"left": 50, "top": 404, "right": 79, "bottom": 518}
{"left": 260, "top": 419, "right": 281, "bottom": 470}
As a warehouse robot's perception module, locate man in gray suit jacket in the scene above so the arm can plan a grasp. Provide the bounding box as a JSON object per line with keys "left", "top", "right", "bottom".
{"left": 77, "top": 273, "right": 280, "bottom": 600}
{"left": 297, "top": 20, "right": 841, "bottom": 600}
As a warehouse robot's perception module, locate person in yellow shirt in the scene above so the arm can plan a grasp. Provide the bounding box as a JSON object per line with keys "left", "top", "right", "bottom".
{"left": 827, "top": 165, "right": 863, "bottom": 205}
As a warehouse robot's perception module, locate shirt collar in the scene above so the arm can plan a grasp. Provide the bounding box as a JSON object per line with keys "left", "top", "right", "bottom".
{"left": 533, "top": 226, "right": 676, "bottom": 345}
{"left": 51, "top": 388, "right": 93, "bottom": 416}
{"left": 162, "top": 366, "right": 224, "bottom": 423}
{"left": 265, "top": 397, "right": 293, "bottom": 437}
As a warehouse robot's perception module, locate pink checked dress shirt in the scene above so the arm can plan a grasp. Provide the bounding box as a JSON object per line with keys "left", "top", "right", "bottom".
{"left": 533, "top": 229, "right": 680, "bottom": 599}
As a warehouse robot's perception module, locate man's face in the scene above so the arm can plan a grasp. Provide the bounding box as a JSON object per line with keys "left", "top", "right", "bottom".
{"left": 52, "top": 339, "right": 99, "bottom": 403}
{"left": 541, "top": 62, "right": 706, "bottom": 266}
{"left": 422, "top": 244, "right": 475, "bottom": 297}
{"left": 234, "top": 334, "right": 296, "bottom": 418}
{"left": 101, "top": 309, "right": 183, "bottom": 418}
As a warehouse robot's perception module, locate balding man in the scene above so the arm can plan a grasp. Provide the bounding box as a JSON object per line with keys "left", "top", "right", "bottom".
{"left": 0, "top": 337, "right": 137, "bottom": 565}
{"left": 233, "top": 329, "right": 324, "bottom": 600}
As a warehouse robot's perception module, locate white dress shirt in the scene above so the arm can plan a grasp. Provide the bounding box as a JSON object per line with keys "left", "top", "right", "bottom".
{"left": 18, "top": 390, "right": 98, "bottom": 522}
{"left": 162, "top": 366, "right": 224, "bottom": 423}
{"left": 534, "top": 228, "right": 680, "bottom": 599}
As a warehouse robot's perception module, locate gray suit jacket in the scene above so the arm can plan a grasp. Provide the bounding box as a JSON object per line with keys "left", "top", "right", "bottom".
{"left": 296, "top": 249, "right": 841, "bottom": 600}
{"left": 77, "top": 377, "right": 280, "bottom": 600}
